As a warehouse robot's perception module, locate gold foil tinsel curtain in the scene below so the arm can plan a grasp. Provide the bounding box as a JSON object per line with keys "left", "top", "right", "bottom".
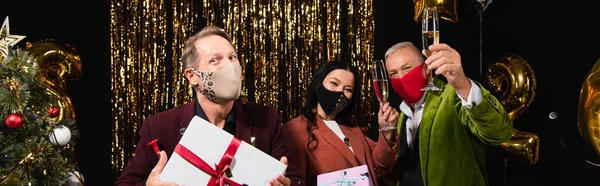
{"left": 201, "top": 0, "right": 374, "bottom": 126}
{"left": 110, "top": 0, "right": 374, "bottom": 175}
{"left": 110, "top": 0, "right": 197, "bottom": 173}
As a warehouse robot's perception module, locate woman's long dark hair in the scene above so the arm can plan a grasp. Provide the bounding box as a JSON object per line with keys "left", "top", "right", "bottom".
{"left": 300, "top": 61, "right": 361, "bottom": 150}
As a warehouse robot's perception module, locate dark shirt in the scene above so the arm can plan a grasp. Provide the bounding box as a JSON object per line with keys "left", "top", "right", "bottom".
{"left": 195, "top": 100, "right": 236, "bottom": 134}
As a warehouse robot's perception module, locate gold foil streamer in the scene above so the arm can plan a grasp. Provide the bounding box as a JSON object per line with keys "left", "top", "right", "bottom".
{"left": 348, "top": 0, "right": 375, "bottom": 135}
{"left": 110, "top": 0, "right": 197, "bottom": 173}
{"left": 201, "top": 0, "right": 374, "bottom": 128}
{"left": 111, "top": 0, "right": 374, "bottom": 174}
{"left": 172, "top": 0, "right": 198, "bottom": 105}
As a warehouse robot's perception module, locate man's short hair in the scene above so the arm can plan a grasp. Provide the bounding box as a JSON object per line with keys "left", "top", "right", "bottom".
{"left": 181, "top": 25, "right": 233, "bottom": 68}
{"left": 384, "top": 41, "right": 423, "bottom": 61}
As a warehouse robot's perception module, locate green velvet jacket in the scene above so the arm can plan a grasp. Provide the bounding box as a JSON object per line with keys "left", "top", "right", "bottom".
{"left": 394, "top": 78, "right": 513, "bottom": 186}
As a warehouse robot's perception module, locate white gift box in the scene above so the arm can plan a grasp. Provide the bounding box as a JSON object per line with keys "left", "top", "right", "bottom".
{"left": 160, "top": 116, "right": 287, "bottom": 186}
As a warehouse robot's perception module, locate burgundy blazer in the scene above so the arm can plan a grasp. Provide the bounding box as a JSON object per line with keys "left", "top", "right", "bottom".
{"left": 113, "top": 98, "right": 300, "bottom": 185}
{"left": 283, "top": 116, "right": 398, "bottom": 186}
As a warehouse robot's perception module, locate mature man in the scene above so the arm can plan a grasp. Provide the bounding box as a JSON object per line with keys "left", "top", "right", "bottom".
{"left": 114, "top": 25, "right": 298, "bottom": 186}
{"left": 382, "top": 41, "right": 513, "bottom": 186}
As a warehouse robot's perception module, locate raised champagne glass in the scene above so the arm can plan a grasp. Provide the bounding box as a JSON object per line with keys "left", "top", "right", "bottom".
{"left": 421, "top": 6, "right": 442, "bottom": 91}
{"left": 371, "top": 60, "right": 396, "bottom": 131}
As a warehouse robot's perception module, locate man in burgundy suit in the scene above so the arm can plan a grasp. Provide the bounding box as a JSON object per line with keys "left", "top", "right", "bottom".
{"left": 114, "top": 25, "right": 298, "bottom": 186}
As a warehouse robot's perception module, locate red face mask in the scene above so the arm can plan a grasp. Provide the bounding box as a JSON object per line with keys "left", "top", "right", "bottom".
{"left": 390, "top": 64, "right": 428, "bottom": 103}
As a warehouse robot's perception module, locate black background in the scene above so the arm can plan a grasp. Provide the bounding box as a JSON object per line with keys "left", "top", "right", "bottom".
{"left": 2, "top": 0, "right": 600, "bottom": 185}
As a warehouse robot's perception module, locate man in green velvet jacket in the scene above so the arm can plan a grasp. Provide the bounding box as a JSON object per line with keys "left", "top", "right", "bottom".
{"left": 379, "top": 41, "right": 513, "bottom": 186}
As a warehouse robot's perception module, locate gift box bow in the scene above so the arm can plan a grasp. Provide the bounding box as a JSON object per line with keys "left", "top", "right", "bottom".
{"left": 149, "top": 138, "right": 244, "bottom": 186}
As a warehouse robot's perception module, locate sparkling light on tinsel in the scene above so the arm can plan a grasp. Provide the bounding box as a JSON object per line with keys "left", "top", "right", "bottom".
{"left": 110, "top": 0, "right": 198, "bottom": 173}
{"left": 110, "top": 0, "right": 374, "bottom": 174}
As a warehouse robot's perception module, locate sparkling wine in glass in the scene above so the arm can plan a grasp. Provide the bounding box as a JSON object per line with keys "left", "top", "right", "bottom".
{"left": 421, "top": 6, "right": 442, "bottom": 92}
{"left": 371, "top": 60, "right": 396, "bottom": 131}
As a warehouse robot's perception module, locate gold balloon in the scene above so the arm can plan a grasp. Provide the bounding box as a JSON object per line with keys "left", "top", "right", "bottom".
{"left": 414, "top": 0, "right": 459, "bottom": 23}
{"left": 498, "top": 130, "right": 540, "bottom": 165}
{"left": 578, "top": 57, "right": 600, "bottom": 157}
{"left": 483, "top": 53, "right": 540, "bottom": 164}
{"left": 484, "top": 53, "right": 536, "bottom": 121}
{"left": 25, "top": 39, "right": 82, "bottom": 123}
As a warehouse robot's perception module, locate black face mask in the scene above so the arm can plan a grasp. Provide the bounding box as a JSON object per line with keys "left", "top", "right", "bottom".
{"left": 316, "top": 85, "right": 350, "bottom": 115}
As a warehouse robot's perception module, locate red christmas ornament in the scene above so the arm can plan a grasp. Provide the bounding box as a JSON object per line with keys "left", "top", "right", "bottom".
{"left": 48, "top": 106, "right": 60, "bottom": 118}
{"left": 5, "top": 113, "right": 23, "bottom": 129}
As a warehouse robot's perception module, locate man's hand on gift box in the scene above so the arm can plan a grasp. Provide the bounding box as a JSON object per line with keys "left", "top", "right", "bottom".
{"left": 146, "top": 151, "right": 179, "bottom": 186}
{"left": 269, "top": 156, "right": 291, "bottom": 186}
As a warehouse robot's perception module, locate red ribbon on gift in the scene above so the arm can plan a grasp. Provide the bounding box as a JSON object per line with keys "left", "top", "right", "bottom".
{"left": 174, "top": 137, "right": 243, "bottom": 186}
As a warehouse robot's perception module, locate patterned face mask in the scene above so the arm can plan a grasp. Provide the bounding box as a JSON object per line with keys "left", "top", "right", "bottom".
{"left": 316, "top": 85, "right": 350, "bottom": 115}
{"left": 189, "top": 64, "right": 242, "bottom": 103}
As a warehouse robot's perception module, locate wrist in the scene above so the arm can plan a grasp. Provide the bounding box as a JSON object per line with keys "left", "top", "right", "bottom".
{"left": 381, "top": 130, "right": 393, "bottom": 136}
{"left": 455, "top": 77, "right": 471, "bottom": 92}
{"left": 382, "top": 132, "right": 396, "bottom": 147}
{"left": 381, "top": 130, "right": 394, "bottom": 141}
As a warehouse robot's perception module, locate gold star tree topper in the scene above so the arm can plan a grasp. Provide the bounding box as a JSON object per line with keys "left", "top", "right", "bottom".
{"left": 0, "top": 16, "right": 26, "bottom": 60}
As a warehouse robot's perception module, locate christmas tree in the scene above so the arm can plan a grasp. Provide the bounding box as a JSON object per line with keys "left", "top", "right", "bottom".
{"left": 0, "top": 17, "right": 83, "bottom": 185}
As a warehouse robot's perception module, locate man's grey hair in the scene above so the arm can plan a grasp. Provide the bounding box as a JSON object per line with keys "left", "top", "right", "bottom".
{"left": 384, "top": 41, "right": 423, "bottom": 61}
{"left": 181, "top": 25, "right": 233, "bottom": 69}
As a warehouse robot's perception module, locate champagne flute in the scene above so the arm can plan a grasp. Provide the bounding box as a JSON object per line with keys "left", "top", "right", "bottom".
{"left": 371, "top": 60, "right": 396, "bottom": 131}
{"left": 421, "top": 6, "right": 442, "bottom": 91}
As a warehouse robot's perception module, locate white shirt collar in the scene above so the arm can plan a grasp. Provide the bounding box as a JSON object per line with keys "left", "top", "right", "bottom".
{"left": 399, "top": 91, "right": 428, "bottom": 118}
